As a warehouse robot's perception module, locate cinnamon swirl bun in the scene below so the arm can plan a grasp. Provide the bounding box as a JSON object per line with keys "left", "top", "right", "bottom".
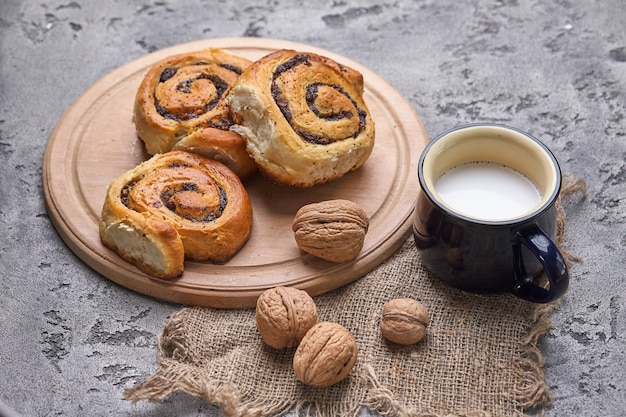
{"left": 133, "top": 48, "right": 255, "bottom": 178}
{"left": 227, "top": 49, "right": 375, "bottom": 187}
{"left": 99, "top": 151, "right": 253, "bottom": 279}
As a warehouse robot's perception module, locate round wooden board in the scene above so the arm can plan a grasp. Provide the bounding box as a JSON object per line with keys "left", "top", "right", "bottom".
{"left": 43, "top": 37, "right": 429, "bottom": 308}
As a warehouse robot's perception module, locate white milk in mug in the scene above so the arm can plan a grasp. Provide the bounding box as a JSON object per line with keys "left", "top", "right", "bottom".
{"left": 434, "top": 161, "right": 542, "bottom": 221}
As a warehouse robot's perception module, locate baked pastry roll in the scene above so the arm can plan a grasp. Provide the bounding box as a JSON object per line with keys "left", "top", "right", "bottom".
{"left": 133, "top": 48, "right": 255, "bottom": 178}
{"left": 171, "top": 128, "right": 257, "bottom": 180}
{"left": 99, "top": 151, "right": 253, "bottom": 279}
{"left": 228, "top": 49, "right": 375, "bottom": 187}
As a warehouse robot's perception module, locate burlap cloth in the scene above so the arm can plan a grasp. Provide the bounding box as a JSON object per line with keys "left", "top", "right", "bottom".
{"left": 125, "top": 175, "right": 586, "bottom": 417}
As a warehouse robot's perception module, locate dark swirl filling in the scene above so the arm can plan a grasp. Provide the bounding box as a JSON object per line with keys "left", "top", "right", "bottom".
{"left": 158, "top": 182, "right": 227, "bottom": 222}
{"left": 120, "top": 162, "right": 228, "bottom": 223}
{"left": 271, "top": 55, "right": 368, "bottom": 145}
{"left": 120, "top": 180, "right": 137, "bottom": 207}
{"left": 153, "top": 63, "right": 241, "bottom": 127}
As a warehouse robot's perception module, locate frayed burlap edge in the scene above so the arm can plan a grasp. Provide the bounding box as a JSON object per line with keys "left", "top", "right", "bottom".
{"left": 509, "top": 174, "right": 586, "bottom": 414}
{"left": 360, "top": 310, "right": 553, "bottom": 417}
{"left": 124, "top": 309, "right": 364, "bottom": 417}
{"left": 508, "top": 174, "right": 586, "bottom": 416}
{"left": 124, "top": 310, "right": 297, "bottom": 417}
{"left": 361, "top": 174, "right": 587, "bottom": 417}
{"left": 124, "top": 175, "right": 587, "bottom": 417}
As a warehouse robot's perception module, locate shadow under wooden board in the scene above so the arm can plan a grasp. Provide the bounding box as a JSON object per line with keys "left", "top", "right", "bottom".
{"left": 43, "top": 37, "right": 429, "bottom": 308}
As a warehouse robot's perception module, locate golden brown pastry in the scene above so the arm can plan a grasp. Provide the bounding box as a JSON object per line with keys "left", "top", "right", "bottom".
{"left": 133, "top": 48, "right": 255, "bottom": 178}
{"left": 227, "top": 49, "right": 375, "bottom": 187}
{"left": 99, "top": 151, "right": 253, "bottom": 279}
{"left": 171, "top": 128, "right": 256, "bottom": 180}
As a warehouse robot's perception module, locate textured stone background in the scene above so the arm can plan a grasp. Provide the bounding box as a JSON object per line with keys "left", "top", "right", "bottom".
{"left": 0, "top": 0, "right": 624, "bottom": 416}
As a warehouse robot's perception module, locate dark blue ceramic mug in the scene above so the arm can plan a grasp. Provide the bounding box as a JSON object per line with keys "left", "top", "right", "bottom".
{"left": 413, "top": 124, "right": 568, "bottom": 303}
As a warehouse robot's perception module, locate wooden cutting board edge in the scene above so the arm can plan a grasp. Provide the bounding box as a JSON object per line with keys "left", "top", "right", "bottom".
{"left": 42, "top": 37, "right": 430, "bottom": 308}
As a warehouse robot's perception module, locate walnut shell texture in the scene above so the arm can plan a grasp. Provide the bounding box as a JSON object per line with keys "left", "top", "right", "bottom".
{"left": 380, "top": 298, "right": 430, "bottom": 345}
{"left": 255, "top": 286, "right": 318, "bottom": 349}
{"left": 292, "top": 199, "right": 369, "bottom": 263}
{"left": 293, "top": 322, "right": 358, "bottom": 388}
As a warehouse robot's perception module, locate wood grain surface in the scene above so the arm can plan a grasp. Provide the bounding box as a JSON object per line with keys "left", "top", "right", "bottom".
{"left": 42, "top": 37, "right": 429, "bottom": 308}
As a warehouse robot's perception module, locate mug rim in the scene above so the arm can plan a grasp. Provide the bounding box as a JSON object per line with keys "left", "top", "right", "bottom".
{"left": 418, "top": 123, "right": 562, "bottom": 226}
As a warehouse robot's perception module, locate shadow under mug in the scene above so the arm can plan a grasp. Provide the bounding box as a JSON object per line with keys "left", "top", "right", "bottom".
{"left": 413, "top": 124, "right": 568, "bottom": 303}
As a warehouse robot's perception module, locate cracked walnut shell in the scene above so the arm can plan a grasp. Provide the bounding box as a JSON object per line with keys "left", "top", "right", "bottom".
{"left": 256, "top": 286, "right": 318, "bottom": 349}
{"left": 380, "top": 298, "right": 430, "bottom": 345}
{"left": 292, "top": 199, "right": 369, "bottom": 263}
{"left": 293, "top": 322, "right": 358, "bottom": 387}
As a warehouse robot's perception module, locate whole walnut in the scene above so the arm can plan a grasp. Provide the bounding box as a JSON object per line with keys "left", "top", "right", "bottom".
{"left": 255, "top": 286, "right": 318, "bottom": 349}
{"left": 292, "top": 199, "right": 369, "bottom": 263}
{"left": 380, "top": 298, "right": 429, "bottom": 345}
{"left": 293, "top": 322, "right": 358, "bottom": 387}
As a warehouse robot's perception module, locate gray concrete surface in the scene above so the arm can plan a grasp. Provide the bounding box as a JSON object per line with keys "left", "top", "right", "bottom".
{"left": 1, "top": 0, "right": 624, "bottom": 416}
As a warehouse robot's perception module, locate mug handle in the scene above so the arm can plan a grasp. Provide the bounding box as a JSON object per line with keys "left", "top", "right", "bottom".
{"left": 512, "top": 224, "right": 569, "bottom": 303}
